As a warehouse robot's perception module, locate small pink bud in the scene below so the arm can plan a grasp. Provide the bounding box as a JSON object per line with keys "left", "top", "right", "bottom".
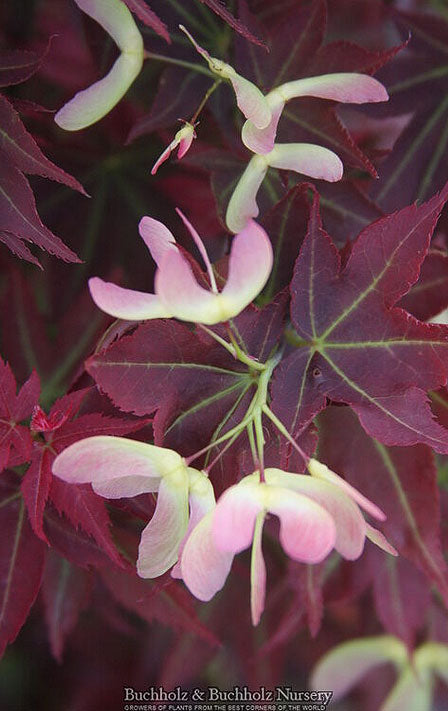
{"left": 151, "top": 122, "right": 196, "bottom": 175}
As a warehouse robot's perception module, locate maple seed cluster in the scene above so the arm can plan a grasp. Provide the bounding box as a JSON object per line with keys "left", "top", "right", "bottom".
{"left": 52, "top": 0, "right": 396, "bottom": 625}
{"left": 53, "top": 440, "right": 396, "bottom": 626}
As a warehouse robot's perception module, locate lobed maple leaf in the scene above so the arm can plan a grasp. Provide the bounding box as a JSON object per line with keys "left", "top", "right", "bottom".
{"left": 0, "top": 95, "right": 86, "bottom": 194}
{"left": 0, "top": 160, "right": 81, "bottom": 264}
{"left": 87, "top": 319, "right": 249, "bottom": 419}
{"left": 271, "top": 182, "right": 448, "bottom": 453}
{"left": 0, "top": 44, "right": 85, "bottom": 264}
{"left": 86, "top": 317, "right": 259, "bottom": 489}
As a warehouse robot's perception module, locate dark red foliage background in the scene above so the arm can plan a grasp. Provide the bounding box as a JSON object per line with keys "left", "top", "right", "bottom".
{"left": 1, "top": 0, "right": 448, "bottom": 709}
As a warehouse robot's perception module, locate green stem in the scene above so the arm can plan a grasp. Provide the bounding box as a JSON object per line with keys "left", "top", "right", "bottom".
{"left": 254, "top": 408, "right": 265, "bottom": 481}
{"left": 198, "top": 324, "right": 236, "bottom": 356}
{"left": 186, "top": 352, "right": 282, "bottom": 468}
{"left": 191, "top": 79, "right": 222, "bottom": 123}
{"left": 143, "top": 51, "right": 214, "bottom": 78}
{"left": 199, "top": 324, "right": 266, "bottom": 371}
{"left": 229, "top": 323, "right": 266, "bottom": 371}
{"left": 185, "top": 412, "right": 251, "bottom": 464}
{"left": 247, "top": 421, "right": 258, "bottom": 465}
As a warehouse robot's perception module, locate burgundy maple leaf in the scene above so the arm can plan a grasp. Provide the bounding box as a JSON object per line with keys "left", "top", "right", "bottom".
{"left": 271, "top": 182, "right": 448, "bottom": 452}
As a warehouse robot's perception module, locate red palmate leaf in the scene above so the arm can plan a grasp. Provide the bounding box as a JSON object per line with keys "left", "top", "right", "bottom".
{"left": 42, "top": 551, "right": 92, "bottom": 662}
{"left": 0, "top": 94, "right": 86, "bottom": 194}
{"left": 0, "top": 160, "right": 80, "bottom": 262}
{"left": 0, "top": 359, "right": 39, "bottom": 472}
{"left": 31, "top": 405, "right": 70, "bottom": 432}
{"left": 0, "top": 41, "right": 86, "bottom": 264}
{"left": 0, "top": 471, "right": 46, "bottom": 658}
{"left": 20, "top": 389, "right": 91, "bottom": 542}
{"left": 86, "top": 318, "right": 250, "bottom": 422}
{"left": 89, "top": 321, "right": 254, "bottom": 476}
{"left": 271, "top": 183, "right": 448, "bottom": 452}
{"left": 317, "top": 406, "right": 448, "bottom": 603}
